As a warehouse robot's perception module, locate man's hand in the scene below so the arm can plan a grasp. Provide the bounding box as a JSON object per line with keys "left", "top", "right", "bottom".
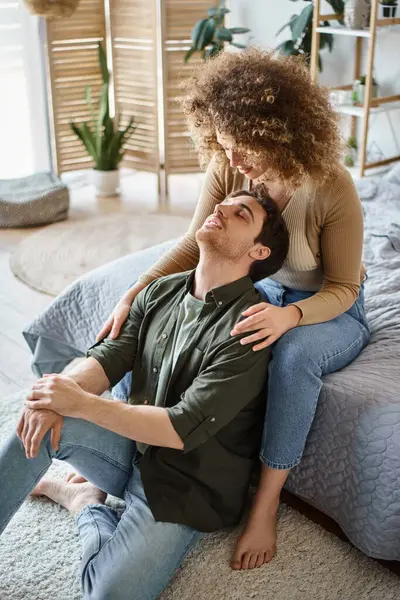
{"left": 25, "top": 374, "right": 88, "bottom": 418}
{"left": 16, "top": 408, "right": 64, "bottom": 459}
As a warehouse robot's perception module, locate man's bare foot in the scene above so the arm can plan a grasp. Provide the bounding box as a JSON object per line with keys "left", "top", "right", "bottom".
{"left": 31, "top": 472, "right": 105, "bottom": 516}
{"left": 231, "top": 501, "right": 278, "bottom": 570}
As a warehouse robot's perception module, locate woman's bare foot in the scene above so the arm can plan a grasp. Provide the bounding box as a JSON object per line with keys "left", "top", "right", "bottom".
{"left": 31, "top": 472, "right": 105, "bottom": 516}
{"left": 231, "top": 500, "right": 278, "bottom": 570}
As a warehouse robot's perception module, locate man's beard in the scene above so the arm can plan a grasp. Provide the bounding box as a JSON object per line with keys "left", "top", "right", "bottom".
{"left": 196, "top": 228, "right": 252, "bottom": 262}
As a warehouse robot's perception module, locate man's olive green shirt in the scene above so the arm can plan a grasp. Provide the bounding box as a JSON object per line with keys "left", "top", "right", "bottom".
{"left": 87, "top": 270, "right": 269, "bottom": 532}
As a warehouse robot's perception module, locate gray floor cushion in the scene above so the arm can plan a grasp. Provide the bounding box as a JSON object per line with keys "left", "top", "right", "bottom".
{"left": 0, "top": 172, "right": 69, "bottom": 228}
{"left": 23, "top": 165, "right": 400, "bottom": 561}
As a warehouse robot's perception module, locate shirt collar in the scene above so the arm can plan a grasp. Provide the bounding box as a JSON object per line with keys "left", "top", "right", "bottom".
{"left": 184, "top": 270, "right": 254, "bottom": 308}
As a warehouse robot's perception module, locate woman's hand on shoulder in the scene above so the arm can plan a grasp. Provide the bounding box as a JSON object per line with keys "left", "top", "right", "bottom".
{"left": 231, "top": 303, "right": 302, "bottom": 351}
{"left": 96, "top": 281, "right": 146, "bottom": 341}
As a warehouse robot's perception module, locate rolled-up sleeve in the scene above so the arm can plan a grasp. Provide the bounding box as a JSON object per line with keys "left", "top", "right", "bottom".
{"left": 166, "top": 341, "right": 269, "bottom": 453}
{"left": 86, "top": 288, "right": 147, "bottom": 386}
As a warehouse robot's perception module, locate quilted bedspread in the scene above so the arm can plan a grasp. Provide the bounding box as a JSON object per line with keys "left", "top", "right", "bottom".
{"left": 23, "top": 166, "right": 400, "bottom": 560}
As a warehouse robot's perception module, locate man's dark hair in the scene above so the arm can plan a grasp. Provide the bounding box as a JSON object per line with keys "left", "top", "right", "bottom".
{"left": 228, "top": 184, "right": 289, "bottom": 283}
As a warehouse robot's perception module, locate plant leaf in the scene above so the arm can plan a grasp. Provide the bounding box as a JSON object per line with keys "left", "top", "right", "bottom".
{"left": 204, "top": 43, "right": 221, "bottom": 59}
{"left": 228, "top": 27, "right": 250, "bottom": 34}
{"left": 230, "top": 42, "right": 247, "bottom": 49}
{"left": 291, "top": 4, "right": 313, "bottom": 41}
{"left": 184, "top": 47, "right": 197, "bottom": 63}
{"left": 276, "top": 39, "right": 295, "bottom": 55}
{"left": 85, "top": 86, "right": 96, "bottom": 124}
{"left": 320, "top": 32, "right": 334, "bottom": 52}
{"left": 97, "top": 42, "right": 109, "bottom": 85}
{"left": 275, "top": 19, "right": 292, "bottom": 37}
{"left": 192, "top": 18, "right": 215, "bottom": 50}
{"left": 216, "top": 26, "right": 233, "bottom": 42}
{"left": 96, "top": 83, "right": 109, "bottom": 157}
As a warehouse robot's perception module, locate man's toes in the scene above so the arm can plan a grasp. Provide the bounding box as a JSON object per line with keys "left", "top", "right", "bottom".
{"left": 248, "top": 553, "right": 259, "bottom": 569}
{"left": 230, "top": 546, "right": 243, "bottom": 570}
{"left": 265, "top": 546, "right": 276, "bottom": 563}
{"left": 66, "top": 472, "right": 87, "bottom": 484}
{"left": 241, "top": 551, "right": 253, "bottom": 570}
{"left": 255, "top": 552, "right": 266, "bottom": 568}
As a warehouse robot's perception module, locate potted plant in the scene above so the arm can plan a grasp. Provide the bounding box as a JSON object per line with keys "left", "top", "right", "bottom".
{"left": 70, "top": 42, "right": 135, "bottom": 197}
{"left": 352, "top": 75, "right": 379, "bottom": 104}
{"left": 381, "top": 0, "right": 397, "bottom": 17}
{"left": 185, "top": 0, "right": 250, "bottom": 62}
{"left": 276, "top": 0, "right": 344, "bottom": 71}
{"left": 344, "top": 136, "right": 358, "bottom": 167}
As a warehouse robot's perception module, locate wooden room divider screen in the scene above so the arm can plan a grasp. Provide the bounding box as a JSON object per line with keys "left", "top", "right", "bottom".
{"left": 45, "top": 0, "right": 211, "bottom": 189}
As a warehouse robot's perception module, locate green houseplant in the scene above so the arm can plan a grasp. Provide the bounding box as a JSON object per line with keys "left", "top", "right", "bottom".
{"left": 381, "top": 0, "right": 397, "bottom": 18}
{"left": 344, "top": 135, "right": 358, "bottom": 167}
{"left": 276, "top": 0, "right": 344, "bottom": 71}
{"left": 352, "top": 75, "right": 379, "bottom": 104}
{"left": 184, "top": 1, "right": 250, "bottom": 62}
{"left": 70, "top": 42, "right": 135, "bottom": 197}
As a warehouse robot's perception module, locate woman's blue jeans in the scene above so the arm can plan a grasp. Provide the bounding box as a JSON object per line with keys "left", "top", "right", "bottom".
{"left": 114, "top": 278, "right": 371, "bottom": 470}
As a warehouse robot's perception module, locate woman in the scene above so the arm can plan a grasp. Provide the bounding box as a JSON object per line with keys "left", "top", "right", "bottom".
{"left": 97, "top": 49, "right": 370, "bottom": 571}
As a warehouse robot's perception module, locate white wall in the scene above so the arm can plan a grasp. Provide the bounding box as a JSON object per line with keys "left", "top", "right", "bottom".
{"left": 228, "top": 0, "right": 400, "bottom": 162}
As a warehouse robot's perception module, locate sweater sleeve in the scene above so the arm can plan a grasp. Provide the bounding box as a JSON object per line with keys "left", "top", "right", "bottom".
{"left": 291, "top": 169, "right": 364, "bottom": 326}
{"left": 138, "top": 154, "right": 226, "bottom": 286}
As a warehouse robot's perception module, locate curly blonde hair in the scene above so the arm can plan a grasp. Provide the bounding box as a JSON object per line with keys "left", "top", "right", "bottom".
{"left": 179, "top": 48, "right": 341, "bottom": 187}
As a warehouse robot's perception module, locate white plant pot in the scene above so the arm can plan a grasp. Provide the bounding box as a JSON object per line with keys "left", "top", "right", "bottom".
{"left": 92, "top": 169, "right": 120, "bottom": 197}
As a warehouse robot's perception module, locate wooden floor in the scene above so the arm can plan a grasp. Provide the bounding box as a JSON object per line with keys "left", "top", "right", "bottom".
{"left": 0, "top": 170, "right": 202, "bottom": 397}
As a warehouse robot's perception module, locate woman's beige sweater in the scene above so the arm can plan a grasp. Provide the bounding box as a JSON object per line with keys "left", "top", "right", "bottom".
{"left": 138, "top": 154, "right": 366, "bottom": 326}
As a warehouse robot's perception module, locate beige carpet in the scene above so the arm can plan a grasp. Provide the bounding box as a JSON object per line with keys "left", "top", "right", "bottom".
{"left": 1, "top": 391, "right": 399, "bottom": 600}
{"left": 10, "top": 212, "right": 191, "bottom": 296}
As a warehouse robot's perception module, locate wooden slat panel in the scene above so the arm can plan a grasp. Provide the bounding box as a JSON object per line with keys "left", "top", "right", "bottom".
{"left": 163, "top": 0, "right": 211, "bottom": 175}
{"left": 110, "top": 0, "right": 159, "bottom": 173}
{"left": 46, "top": 0, "right": 106, "bottom": 174}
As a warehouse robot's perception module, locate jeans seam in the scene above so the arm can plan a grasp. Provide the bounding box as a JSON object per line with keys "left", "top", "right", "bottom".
{"left": 319, "top": 327, "right": 369, "bottom": 371}
{"left": 260, "top": 454, "right": 301, "bottom": 470}
{"left": 81, "top": 494, "right": 134, "bottom": 576}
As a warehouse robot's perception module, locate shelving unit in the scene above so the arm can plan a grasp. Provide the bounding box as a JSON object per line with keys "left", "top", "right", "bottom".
{"left": 310, "top": 0, "right": 400, "bottom": 177}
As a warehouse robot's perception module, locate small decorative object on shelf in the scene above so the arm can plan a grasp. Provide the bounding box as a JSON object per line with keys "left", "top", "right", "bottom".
{"left": 344, "top": 136, "right": 358, "bottom": 167}
{"left": 380, "top": 0, "right": 398, "bottom": 17}
{"left": 70, "top": 42, "right": 135, "bottom": 197}
{"left": 344, "top": 0, "right": 371, "bottom": 29}
{"left": 352, "top": 75, "right": 379, "bottom": 103}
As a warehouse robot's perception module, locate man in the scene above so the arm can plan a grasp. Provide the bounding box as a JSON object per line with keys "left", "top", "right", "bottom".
{"left": 0, "top": 185, "right": 289, "bottom": 600}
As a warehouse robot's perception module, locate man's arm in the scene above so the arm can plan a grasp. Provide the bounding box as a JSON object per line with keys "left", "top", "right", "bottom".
{"left": 26, "top": 338, "right": 268, "bottom": 452}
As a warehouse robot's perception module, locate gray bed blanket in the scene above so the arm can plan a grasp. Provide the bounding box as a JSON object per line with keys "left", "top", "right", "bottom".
{"left": 23, "top": 165, "right": 400, "bottom": 560}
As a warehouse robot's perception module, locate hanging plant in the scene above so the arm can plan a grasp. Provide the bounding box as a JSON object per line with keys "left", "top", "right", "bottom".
{"left": 23, "top": 0, "right": 81, "bottom": 18}
{"left": 185, "top": 1, "right": 250, "bottom": 63}
{"left": 276, "top": 0, "right": 344, "bottom": 71}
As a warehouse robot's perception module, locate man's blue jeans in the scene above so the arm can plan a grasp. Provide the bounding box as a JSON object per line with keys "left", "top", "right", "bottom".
{"left": 114, "top": 278, "right": 371, "bottom": 469}
{"left": 0, "top": 419, "right": 202, "bottom": 600}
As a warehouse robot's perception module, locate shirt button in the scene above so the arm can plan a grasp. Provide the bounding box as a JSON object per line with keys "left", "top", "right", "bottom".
{"left": 143, "top": 400, "right": 149, "bottom": 405}
{"left": 153, "top": 367, "right": 158, "bottom": 373}
{"left": 218, "top": 301, "right": 222, "bottom": 306}
{"left": 210, "top": 417, "right": 216, "bottom": 422}
{"left": 162, "top": 333, "right": 167, "bottom": 339}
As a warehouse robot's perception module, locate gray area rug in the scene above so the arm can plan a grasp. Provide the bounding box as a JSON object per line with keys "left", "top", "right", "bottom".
{"left": 10, "top": 213, "right": 190, "bottom": 296}
{"left": 1, "top": 392, "right": 400, "bottom": 599}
